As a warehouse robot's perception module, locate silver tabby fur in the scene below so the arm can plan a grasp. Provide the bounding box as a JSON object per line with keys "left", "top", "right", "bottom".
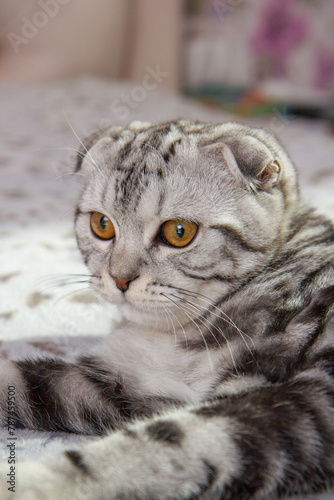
{"left": 0, "top": 119, "right": 334, "bottom": 499}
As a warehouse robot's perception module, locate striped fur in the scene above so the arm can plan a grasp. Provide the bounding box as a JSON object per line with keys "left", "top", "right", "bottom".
{"left": 1, "top": 119, "right": 334, "bottom": 499}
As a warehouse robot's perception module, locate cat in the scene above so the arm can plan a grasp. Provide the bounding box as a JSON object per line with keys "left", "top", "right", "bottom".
{"left": 0, "top": 119, "right": 334, "bottom": 499}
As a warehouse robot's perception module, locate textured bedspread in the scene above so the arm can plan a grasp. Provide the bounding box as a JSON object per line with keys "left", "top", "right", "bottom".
{"left": 0, "top": 77, "right": 334, "bottom": 499}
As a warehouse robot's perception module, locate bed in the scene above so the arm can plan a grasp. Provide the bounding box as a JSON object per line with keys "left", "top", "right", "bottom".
{"left": 0, "top": 77, "right": 334, "bottom": 499}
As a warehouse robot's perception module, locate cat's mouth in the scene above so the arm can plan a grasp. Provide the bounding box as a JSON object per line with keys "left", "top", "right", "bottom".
{"left": 92, "top": 276, "right": 157, "bottom": 312}
{"left": 92, "top": 274, "right": 198, "bottom": 329}
{"left": 117, "top": 297, "right": 172, "bottom": 329}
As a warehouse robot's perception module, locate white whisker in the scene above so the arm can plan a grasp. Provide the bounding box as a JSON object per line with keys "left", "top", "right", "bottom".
{"left": 54, "top": 171, "right": 86, "bottom": 181}
{"left": 173, "top": 295, "right": 239, "bottom": 375}
{"left": 162, "top": 293, "right": 213, "bottom": 372}
{"left": 53, "top": 285, "right": 92, "bottom": 306}
{"left": 161, "top": 304, "right": 178, "bottom": 349}
{"left": 174, "top": 287, "right": 256, "bottom": 361}
{"left": 162, "top": 302, "right": 189, "bottom": 351}
{"left": 28, "top": 273, "right": 94, "bottom": 297}
{"left": 62, "top": 111, "right": 101, "bottom": 174}
{"left": 34, "top": 146, "right": 97, "bottom": 175}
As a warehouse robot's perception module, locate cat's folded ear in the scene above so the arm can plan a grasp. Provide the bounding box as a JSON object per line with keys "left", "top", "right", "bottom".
{"left": 75, "top": 132, "right": 113, "bottom": 174}
{"left": 202, "top": 134, "right": 281, "bottom": 192}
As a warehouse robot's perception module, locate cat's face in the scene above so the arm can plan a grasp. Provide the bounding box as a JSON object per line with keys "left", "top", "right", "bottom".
{"left": 75, "top": 120, "right": 299, "bottom": 331}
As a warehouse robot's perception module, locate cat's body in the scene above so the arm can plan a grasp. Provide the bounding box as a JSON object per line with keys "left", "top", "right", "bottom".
{"left": 1, "top": 119, "right": 334, "bottom": 499}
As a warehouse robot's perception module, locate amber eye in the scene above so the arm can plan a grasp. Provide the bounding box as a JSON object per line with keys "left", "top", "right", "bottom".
{"left": 161, "top": 220, "right": 198, "bottom": 247}
{"left": 90, "top": 212, "right": 115, "bottom": 240}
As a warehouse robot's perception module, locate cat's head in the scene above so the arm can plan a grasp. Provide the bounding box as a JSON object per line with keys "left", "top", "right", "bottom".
{"left": 74, "top": 120, "right": 300, "bottom": 330}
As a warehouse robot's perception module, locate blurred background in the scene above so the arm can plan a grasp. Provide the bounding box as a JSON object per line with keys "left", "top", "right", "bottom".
{"left": 0, "top": 0, "right": 333, "bottom": 123}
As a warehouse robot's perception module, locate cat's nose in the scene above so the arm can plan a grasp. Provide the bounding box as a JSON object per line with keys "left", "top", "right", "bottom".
{"left": 114, "top": 278, "right": 131, "bottom": 293}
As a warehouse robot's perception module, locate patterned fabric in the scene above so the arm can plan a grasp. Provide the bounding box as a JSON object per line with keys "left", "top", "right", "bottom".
{"left": 186, "top": 0, "right": 334, "bottom": 95}
{"left": 251, "top": 0, "right": 334, "bottom": 89}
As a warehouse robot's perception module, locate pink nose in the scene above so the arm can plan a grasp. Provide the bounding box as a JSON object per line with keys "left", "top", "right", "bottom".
{"left": 114, "top": 278, "right": 131, "bottom": 292}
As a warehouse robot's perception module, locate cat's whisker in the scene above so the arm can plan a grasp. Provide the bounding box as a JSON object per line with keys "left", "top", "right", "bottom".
{"left": 31, "top": 277, "right": 93, "bottom": 289}
{"left": 24, "top": 276, "right": 90, "bottom": 296}
{"left": 62, "top": 111, "right": 101, "bottom": 174}
{"left": 162, "top": 293, "right": 213, "bottom": 372}
{"left": 152, "top": 301, "right": 159, "bottom": 334}
{"left": 261, "top": 262, "right": 279, "bottom": 272}
{"left": 173, "top": 287, "right": 256, "bottom": 358}
{"left": 173, "top": 295, "right": 239, "bottom": 375}
{"left": 199, "top": 301, "right": 256, "bottom": 362}
{"left": 32, "top": 282, "right": 91, "bottom": 299}
{"left": 174, "top": 290, "right": 256, "bottom": 363}
{"left": 32, "top": 273, "right": 95, "bottom": 286}
{"left": 52, "top": 285, "right": 92, "bottom": 306}
{"left": 171, "top": 294, "right": 221, "bottom": 333}
{"left": 176, "top": 299, "right": 221, "bottom": 348}
{"left": 33, "top": 146, "right": 96, "bottom": 178}
{"left": 161, "top": 304, "right": 178, "bottom": 349}
{"left": 174, "top": 287, "right": 244, "bottom": 332}
{"left": 173, "top": 303, "right": 218, "bottom": 374}
{"left": 162, "top": 302, "right": 189, "bottom": 351}
{"left": 160, "top": 305, "right": 171, "bottom": 332}
{"left": 168, "top": 306, "right": 190, "bottom": 351}
{"left": 54, "top": 171, "right": 86, "bottom": 181}
{"left": 28, "top": 275, "right": 93, "bottom": 297}
{"left": 72, "top": 153, "right": 100, "bottom": 174}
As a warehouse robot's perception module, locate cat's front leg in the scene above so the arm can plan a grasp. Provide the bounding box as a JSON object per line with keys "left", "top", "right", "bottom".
{"left": 2, "top": 369, "right": 334, "bottom": 499}
{"left": 0, "top": 355, "right": 169, "bottom": 434}
{"left": 0, "top": 356, "right": 118, "bottom": 434}
{"left": 0, "top": 409, "right": 236, "bottom": 500}
{"left": 0, "top": 460, "right": 76, "bottom": 500}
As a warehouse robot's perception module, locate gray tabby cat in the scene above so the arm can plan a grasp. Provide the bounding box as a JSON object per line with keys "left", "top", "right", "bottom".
{"left": 1, "top": 119, "right": 334, "bottom": 499}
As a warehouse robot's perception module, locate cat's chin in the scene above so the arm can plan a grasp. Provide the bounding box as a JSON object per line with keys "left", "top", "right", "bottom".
{"left": 118, "top": 302, "right": 171, "bottom": 331}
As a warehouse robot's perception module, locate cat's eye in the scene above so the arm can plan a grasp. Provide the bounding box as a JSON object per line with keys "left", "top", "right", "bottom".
{"left": 90, "top": 212, "right": 115, "bottom": 240}
{"left": 161, "top": 220, "right": 198, "bottom": 247}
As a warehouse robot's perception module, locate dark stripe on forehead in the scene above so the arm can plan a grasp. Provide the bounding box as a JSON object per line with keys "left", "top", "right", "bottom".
{"left": 113, "top": 161, "right": 164, "bottom": 209}
{"left": 119, "top": 168, "right": 139, "bottom": 201}
{"left": 148, "top": 123, "right": 173, "bottom": 137}
{"left": 118, "top": 139, "right": 135, "bottom": 161}
{"left": 139, "top": 124, "right": 174, "bottom": 152}
{"left": 161, "top": 139, "right": 181, "bottom": 163}
{"left": 117, "top": 167, "right": 152, "bottom": 209}
{"left": 115, "top": 124, "right": 185, "bottom": 176}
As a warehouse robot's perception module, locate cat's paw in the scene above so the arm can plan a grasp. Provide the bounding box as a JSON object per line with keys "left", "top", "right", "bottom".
{"left": 0, "top": 454, "right": 100, "bottom": 500}
{"left": 0, "top": 481, "right": 47, "bottom": 500}
{"left": 0, "top": 461, "right": 70, "bottom": 500}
